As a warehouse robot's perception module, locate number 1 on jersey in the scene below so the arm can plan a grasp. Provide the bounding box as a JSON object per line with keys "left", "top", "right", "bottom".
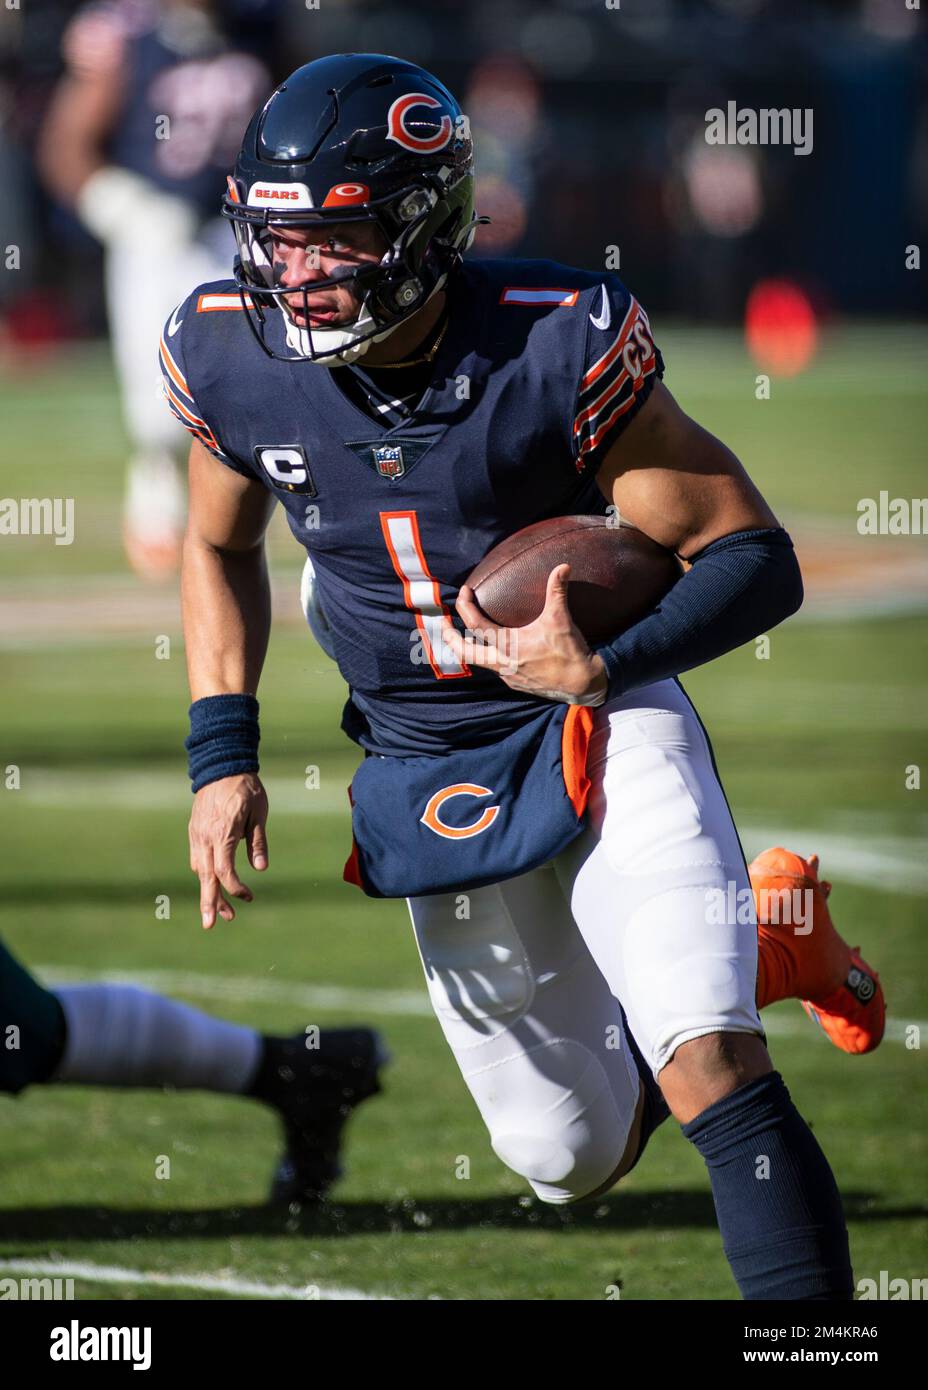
{"left": 380, "top": 510, "right": 471, "bottom": 680}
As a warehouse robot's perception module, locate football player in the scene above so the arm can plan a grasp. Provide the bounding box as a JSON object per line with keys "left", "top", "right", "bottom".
{"left": 164, "top": 55, "right": 885, "bottom": 1299}
{"left": 0, "top": 937, "right": 384, "bottom": 1204}
{"left": 37, "top": 0, "right": 273, "bottom": 578}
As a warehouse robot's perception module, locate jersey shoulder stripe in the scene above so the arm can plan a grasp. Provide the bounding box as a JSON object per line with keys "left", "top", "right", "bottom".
{"left": 158, "top": 330, "right": 189, "bottom": 396}
{"left": 578, "top": 294, "right": 644, "bottom": 395}
{"left": 196, "top": 291, "right": 254, "bottom": 312}
{"left": 499, "top": 286, "right": 580, "bottom": 307}
{"left": 158, "top": 286, "right": 245, "bottom": 465}
{"left": 573, "top": 289, "right": 661, "bottom": 469}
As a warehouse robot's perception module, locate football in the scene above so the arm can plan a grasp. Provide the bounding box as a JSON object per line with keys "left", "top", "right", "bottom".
{"left": 465, "top": 515, "right": 682, "bottom": 643}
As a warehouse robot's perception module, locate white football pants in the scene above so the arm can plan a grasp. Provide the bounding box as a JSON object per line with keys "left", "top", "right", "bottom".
{"left": 406, "top": 678, "right": 764, "bottom": 1204}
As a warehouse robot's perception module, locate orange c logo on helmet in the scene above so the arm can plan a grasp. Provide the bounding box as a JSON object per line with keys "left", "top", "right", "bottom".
{"left": 420, "top": 783, "right": 500, "bottom": 840}
{"left": 386, "top": 93, "right": 453, "bottom": 153}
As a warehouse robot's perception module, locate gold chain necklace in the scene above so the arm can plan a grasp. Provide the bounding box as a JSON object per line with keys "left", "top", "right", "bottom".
{"left": 366, "top": 314, "right": 449, "bottom": 369}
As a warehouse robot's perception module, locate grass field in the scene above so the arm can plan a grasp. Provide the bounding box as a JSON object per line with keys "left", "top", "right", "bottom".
{"left": 0, "top": 326, "right": 925, "bottom": 1300}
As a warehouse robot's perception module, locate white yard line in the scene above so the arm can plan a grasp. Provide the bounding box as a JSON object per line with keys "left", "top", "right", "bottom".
{"left": 14, "top": 767, "right": 928, "bottom": 894}
{"left": 2, "top": 528, "right": 927, "bottom": 654}
{"left": 37, "top": 964, "right": 432, "bottom": 1018}
{"left": 2, "top": 592, "right": 924, "bottom": 650}
{"left": 34, "top": 964, "right": 922, "bottom": 1044}
{"left": 738, "top": 826, "right": 928, "bottom": 895}
{"left": 791, "top": 593, "right": 928, "bottom": 621}
{"left": 760, "top": 1014, "right": 919, "bottom": 1044}
{"left": 15, "top": 769, "right": 348, "bottom": 814}
{"left": 0, "top": 1257, "right": 392, "bottom": 1301}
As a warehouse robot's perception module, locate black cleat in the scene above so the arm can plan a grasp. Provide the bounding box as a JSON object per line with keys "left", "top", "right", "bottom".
{"left": 250, "top": 1027, "right": 386, "bottom": 1206}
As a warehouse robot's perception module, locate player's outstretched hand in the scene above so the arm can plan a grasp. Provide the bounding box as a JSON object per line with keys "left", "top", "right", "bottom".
{"left": 188, "top": 773, "right": 269, "bottom": 929}
{"left": 449, "top": 564, "right": 608, "bottom": 706}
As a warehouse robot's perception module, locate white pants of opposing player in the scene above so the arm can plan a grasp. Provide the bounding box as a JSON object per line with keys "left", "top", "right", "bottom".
{"left": 406, "top": 679, "right": 764, "bottom": 1205}
{"left": 108, "top": 217, "right": 229, "bottom": 551}
{"left": 106, "top": 216, "right": 227, "bottom": 453}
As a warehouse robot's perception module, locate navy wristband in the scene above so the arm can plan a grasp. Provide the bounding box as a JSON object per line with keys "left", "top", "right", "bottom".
{"left": 186, "top": 693, "right": 260, "bottom": 794}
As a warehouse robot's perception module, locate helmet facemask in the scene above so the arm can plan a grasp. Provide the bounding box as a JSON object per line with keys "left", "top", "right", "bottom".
{"left": 223, "top": 173, "right": 478, "bottom": 365}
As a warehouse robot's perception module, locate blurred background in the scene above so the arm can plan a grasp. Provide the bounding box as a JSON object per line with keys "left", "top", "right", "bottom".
{"left": 0, "top": 0, "right": 925, "bottom": 1302}
{"left": 1, "top": 0, "right": 926, "bottom": 343}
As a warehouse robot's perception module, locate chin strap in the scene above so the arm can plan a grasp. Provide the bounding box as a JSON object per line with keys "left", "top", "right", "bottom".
{"left": 284, "top": 273, "right": 450, "bottom": 366}
{"left": 283, "top": 255, "right": 403, "bottom": 365}
{"left": 284, "top": 314, "right": 376, "bottom": 365}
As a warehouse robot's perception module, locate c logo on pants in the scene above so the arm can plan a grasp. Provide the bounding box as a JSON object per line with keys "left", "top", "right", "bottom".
{"left": 420, "top": 783, "right": 500, "bottom": 839}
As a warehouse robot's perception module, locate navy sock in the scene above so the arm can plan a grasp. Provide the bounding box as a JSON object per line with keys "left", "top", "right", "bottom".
{"left": 681, "top": 1070, "right": 853, "bottom": 1300}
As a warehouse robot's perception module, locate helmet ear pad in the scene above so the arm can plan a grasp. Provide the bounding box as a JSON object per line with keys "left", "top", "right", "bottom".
{"left": 366, "top": 175, "right": 475, "bottom": 318}
{"left": 365, "top": 261, "right": 427, "bottom": 321}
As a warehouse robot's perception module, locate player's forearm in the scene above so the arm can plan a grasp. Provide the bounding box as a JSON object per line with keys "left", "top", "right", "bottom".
{"left": 37, "top": 81, "right": 110, "bottom": 207}
{"left": 594, "top": 526, "right": 803, "bottom": 700}
{"left": 37, "top": 134, "right": 104, "bottom": 209}
{"left": 182, "top": 536, "right": 271, "bottom": 701}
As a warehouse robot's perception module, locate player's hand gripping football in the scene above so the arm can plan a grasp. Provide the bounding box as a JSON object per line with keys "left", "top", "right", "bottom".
{"left": 447, "top": 564, "right": 608, "bottom": 706}
{"left": 188, "top": 773, "right": 269, "bottom": 929}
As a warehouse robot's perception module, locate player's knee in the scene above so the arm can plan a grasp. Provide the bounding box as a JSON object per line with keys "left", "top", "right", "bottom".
{"left": 666, "top": 1029, "right": 767, "bottom": 1079}
{"left": 492, "top": 1125, "right": 623, "bottom": 1206}
{"left": 488, "top": 1044, "right": 635, "bottom": 1205}
{"left": 659, "top": 1030, "right": 772, "bottom": 1122}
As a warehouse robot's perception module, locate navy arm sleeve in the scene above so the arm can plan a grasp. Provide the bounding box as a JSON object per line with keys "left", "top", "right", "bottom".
{"left": 595, "top": 527, "right": 804, "bottom": 700}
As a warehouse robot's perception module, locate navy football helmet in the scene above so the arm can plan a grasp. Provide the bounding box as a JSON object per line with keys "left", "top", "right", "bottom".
{"left": 222, "top": 53, "right": 480, "bottom": 364}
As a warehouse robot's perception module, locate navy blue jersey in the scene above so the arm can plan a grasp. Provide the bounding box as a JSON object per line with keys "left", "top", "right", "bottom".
{"left": 160, "top": 259, "right": 664, "bottom": 759}
{"left": 64, "top": 0, "right": 270, "bottom": 214}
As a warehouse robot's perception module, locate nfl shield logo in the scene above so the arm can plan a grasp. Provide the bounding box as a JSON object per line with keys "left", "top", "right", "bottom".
{"left": 372, "top": 444, "right": 405, "bottom": 479}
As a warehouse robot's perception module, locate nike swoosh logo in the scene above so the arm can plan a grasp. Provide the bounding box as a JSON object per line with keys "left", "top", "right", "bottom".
{"left": 589, "top": 284, "right": 611, "bottom": 331}
{"left": 167, "top": 305, "right": 184, "bottom": 337}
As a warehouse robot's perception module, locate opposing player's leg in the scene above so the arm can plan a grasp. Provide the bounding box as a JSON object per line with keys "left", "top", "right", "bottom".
{"left": 57, "top": 985, "right": 385, "bottom": 1203}
{"left": 0, "top": 938, "right": 67, "bottom": 1095}
{"left": 107, "top": 234, "right": 186, "bottom": 579}
{"left": 257, "top": 1028, "right": 386, "bottom": 1205}
{"left": 105, "top": 226, "right": 227, "bottom": 580}
{"left": 552, "top": 679, "right": 854, "bottom": 1300}
{"left": 0, "top": 940, "right": 383, "bottom": 1202}
{"left": 407, "top": 865, "right": 662, "bottom": 1205}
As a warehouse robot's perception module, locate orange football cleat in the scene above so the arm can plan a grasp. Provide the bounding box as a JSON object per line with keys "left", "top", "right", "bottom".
{"left": 750, "top": 847, "right": 885, "bottom": 1055}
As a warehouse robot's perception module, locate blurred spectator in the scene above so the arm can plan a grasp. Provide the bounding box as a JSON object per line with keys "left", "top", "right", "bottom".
{"left": 35, "top": 0, "right": 276, "bottom": 579}
{"left": 0, "top": 0, "right": 921, "bottom": 426}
